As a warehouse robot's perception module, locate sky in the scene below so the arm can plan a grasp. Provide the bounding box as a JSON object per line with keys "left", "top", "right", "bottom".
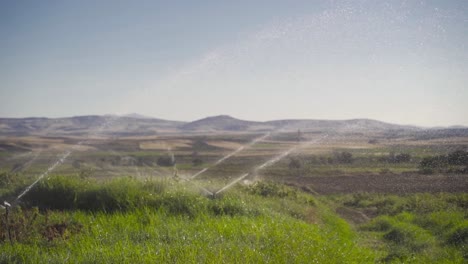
{"left": 0, "top": 0, "right": 467, "bottom": 126}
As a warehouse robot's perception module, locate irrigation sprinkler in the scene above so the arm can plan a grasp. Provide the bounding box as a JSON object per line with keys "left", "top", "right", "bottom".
{"left": 3, "top": 201, "right": 12, "bottom": 244}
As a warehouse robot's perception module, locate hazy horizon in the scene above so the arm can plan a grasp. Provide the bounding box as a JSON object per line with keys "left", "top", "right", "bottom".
{"left": 2, "top": 112, "right": 466, "bottom": 129}
{"left": 1, "top": 0, "right": 467, "bottom": 126}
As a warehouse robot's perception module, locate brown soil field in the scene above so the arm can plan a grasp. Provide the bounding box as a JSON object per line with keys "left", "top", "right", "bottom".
{"left": 284, "top": 174, "right": 468, "bottom": 194}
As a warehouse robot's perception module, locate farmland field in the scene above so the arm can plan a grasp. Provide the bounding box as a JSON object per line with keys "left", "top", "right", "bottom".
{"left": 0, "top": 130, "right": 467, "bottom": 263}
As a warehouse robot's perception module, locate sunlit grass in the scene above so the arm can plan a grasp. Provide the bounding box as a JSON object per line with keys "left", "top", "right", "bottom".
{"left": 0, "top": 176, "right": 376, "bottom": 263}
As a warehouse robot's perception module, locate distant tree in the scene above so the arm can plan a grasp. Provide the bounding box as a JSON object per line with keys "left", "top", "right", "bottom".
{"left": 334, "top": 151, "right": 353, "bottom": 164}
{"left": 288, "top": 157, "right": 302, "bottom": 169}
{"left": 395, "top": 153, "right": 412, "bottom": 163}
{"left": 447, "top": 150, "right": 468, "bottom": 166}
{"left": 381, "top": 152, "right": 411, "bottom": 163}
{"left": 157, "top": 156, "right": 175, "bottom": 167}
{"left": 192, "top": 158, "right": 203, "bottom": 167}
{"left": 419, "top": 150, "right": 468, "bottom": 174}
{"left": 419, "top": 155, "right": 448, "bottom": 174}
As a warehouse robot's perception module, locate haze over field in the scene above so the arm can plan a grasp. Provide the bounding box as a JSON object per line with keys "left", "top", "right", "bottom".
{"left": 1, "top": 0, "right": 467, "bottom": 126}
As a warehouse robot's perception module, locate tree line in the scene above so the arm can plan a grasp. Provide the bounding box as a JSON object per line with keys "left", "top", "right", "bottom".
{"left": 419, "top": 149, "right": 468, "bottom": 174}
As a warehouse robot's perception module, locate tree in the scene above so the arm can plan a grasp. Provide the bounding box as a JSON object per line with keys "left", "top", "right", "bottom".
{"left": 288, "top": 157, "right": 302, "bottom": 169}
{"left": 157, "top": 156, "right": 175, "bottom": 167}
{"left": 395, "top": 153, "right": 411, "bottom": 163}
{"left": 419, "top": 155, "right": 448, "bottom": 174}
{"left": 447, "top": 150, "right": 468, "bottom": 166}
{"left": 192, "top": 158, "right": 203, "bottom": 167}
{"left": 334, "top": 151, "right": 353, "bottom": 164}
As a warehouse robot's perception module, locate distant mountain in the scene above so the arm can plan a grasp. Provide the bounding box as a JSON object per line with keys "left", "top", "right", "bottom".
{"left": 120, "top": 113, "right": 154, "bottom": 119}
{"left": 181, "top": 115, "right": 271, "bottom": 132}
{"left": 0, "top": 115, "right": 184, "bottom": 136}
{"left": 0, "top": 114, "right": 452, "bottom": 137}
{"left": 265, "top": 118, "right": 420, "bottom": 132}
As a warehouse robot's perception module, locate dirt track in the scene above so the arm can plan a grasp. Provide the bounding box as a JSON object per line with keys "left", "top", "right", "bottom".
{"left": 284, "top": 174, "right": 468, "bottom": 194}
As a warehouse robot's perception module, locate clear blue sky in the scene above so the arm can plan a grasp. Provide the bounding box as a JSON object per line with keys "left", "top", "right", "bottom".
{"left": 0, "top": 0, "right": 467, "bottom": 126}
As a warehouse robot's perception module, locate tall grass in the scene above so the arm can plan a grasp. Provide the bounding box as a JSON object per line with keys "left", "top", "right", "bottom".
{"left": 0, "top": 176, "right": 376, "bottom": 263}
{"left": 338, "top": 193, "right": 468, "bottom": 262}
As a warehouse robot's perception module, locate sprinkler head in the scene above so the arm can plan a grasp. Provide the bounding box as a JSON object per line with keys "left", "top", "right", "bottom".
{"left": 3, "top": 201, "right": 11, "bottom": 208}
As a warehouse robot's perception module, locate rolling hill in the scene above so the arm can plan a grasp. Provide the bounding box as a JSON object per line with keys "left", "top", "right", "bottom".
{"left": 2, "top": 114, "right": 464, "bottom": 137}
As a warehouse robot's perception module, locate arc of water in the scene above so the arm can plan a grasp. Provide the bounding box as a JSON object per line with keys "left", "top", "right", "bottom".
{"left": 255, "top": 134, "right": 328, "bottom": 172}
{"left": 12, "top": 116, "right": 120, "bottom": 205}
{"left": 212, "top": 133, "right": 329, "bottom": 195}
{"left": 189, "top": 132, "right": 270, "bottom": 180}
{"left": 8, "top": 149, "right": 43, "bottom": 175}
{"left": 15, "top": 151, "right": 71, "bottom": 201}
{"left": 3, "top": 125, "right": 58, "bottom": 177}
{"left": 214, "top": 173, "right": 250, "bottom": 195}
{"left": 141, "top": 162, "right": 165, "bottom": 176}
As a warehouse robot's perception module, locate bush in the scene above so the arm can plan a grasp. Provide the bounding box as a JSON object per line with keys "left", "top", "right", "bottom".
{"left": 419, "top": 155, "right": 448, "bottom": 173}
{"left": 22, "top": 176, "right": 84, "bottom": 210}
{"left": 246, "top": 181, "right": 296, "bottom": 198}
{"left": 446, "top": 222, "right": 468, "bottom": 246}
{"left": 192, "top": 158, "right": 203, "bottom": 167}
{"left": 22, "top": 176, "right": 166, "bottom": 212}
{"left": 419, "top": 150, "right": 468, "bottom": 174}
{"left": 333, "top": 151, "right": 353, "bottom": 164}
{"left": 383, "top": 222, "right": 435, "bottom": 252}
{"left": 209, "top": 198, "right": 252, "bottom": 217}
{"left": 288, "top": 157, "right": 302, "bottom": 169}
{"left": 157, "top": 156, "right": 175, "bottom": 167}
{"left": 448, "top": 150, "right": 468, "bottom": 166}
{"left": 361, "top": 216, "right": 395, "bottom": 232}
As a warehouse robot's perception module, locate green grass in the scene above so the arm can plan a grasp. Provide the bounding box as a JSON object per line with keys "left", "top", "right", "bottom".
{"left": 333, "top": 193, "right": 468, "bottom": 262}
{"left": 0, "top": 176, "right": 376, "bottom": 263}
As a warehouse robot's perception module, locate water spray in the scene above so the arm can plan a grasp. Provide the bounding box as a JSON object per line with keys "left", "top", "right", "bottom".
{"left": 213, "top": 173, "right": 250, "bottom": 196}
{"left": 15, "top": 151, "right": 72, "bottom": 202}
{"left": 189, "top": 132, "right": 269, "bottom": 180}
{"left": 209, "top": 133, "right": 329, "bottom": 197}
{"left": 10, "top": 116, "right": 120, "bottom": 206}
{"left": 8, "top": 149, "right": 43, "bottom": 175}
{"left": 254, "top": 134, "right": 328, "bottom": 173}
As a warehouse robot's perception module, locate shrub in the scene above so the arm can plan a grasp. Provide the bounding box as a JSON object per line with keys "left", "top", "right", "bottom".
{"left": 446, "top": 222, "right": 468, "bottom": 246}
{"left": 209, "top": 198, "right": 251, "bottom": 217}
{"left": 362, "top": 216, "right": 394, "bottom": 232}
{"left": 383, "top": 222, "right": 435, "bottom": 252}
{"left": 246, "top": 181, "right": 296, "bottom": 198}
{"left": 447, "top": 150, "right": 468, "bottom": 166}
{"left": 21, "top": 176, "right": 166, "bottom": 212}
{"left": 333, "top": 151, "right": 353, "bottom": 164}
{"left": 288, "top": 157, "right": 302, "bottom": 169}
{"left": 22, "top": 175, "right": 84, "bottom": 210}
{"left": 157, "top": 156, "right": 175, "bottom": 167}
